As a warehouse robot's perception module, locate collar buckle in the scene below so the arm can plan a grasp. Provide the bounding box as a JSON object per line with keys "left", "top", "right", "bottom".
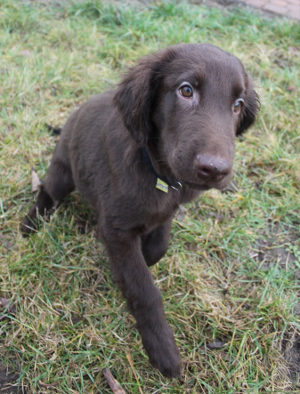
{"left": 142, "top": 147, "right": 182, "bottom": 193}
{"left": 171, "top": 182, "right": 182, "bottom": 191}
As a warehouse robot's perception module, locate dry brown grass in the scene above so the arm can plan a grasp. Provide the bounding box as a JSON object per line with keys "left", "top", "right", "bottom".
{"left": 0, "top": 0, "right": 300, "bottom": 393}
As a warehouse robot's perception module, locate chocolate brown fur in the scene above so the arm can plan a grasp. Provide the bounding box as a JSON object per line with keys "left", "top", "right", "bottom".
{"left": 22, "top": 44, "right": 259, "bottom": 378}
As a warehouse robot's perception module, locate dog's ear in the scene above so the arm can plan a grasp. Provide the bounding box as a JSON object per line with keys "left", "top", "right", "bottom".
{"left": 114, "top": 56, "right": 162, "bottom": 144}
{"left": 237, "top": 79, "right": 260, "bottom": 136}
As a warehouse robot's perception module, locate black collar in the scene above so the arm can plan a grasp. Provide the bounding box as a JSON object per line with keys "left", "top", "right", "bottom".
{"left": 141, "top": 147, "right": 182, "bottom": 192}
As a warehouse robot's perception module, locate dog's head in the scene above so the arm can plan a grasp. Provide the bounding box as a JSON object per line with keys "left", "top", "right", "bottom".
{"left": 114, "top": 43, "right": 259, "bottom": 191}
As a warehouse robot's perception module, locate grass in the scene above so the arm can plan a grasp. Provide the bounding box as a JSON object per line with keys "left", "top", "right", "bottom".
{"left": 0, "top": 0, "right": 300, "bottom": 392}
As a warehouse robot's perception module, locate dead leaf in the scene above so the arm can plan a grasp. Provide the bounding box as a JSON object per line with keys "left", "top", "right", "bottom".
{"left": 286, "top": 85, "right": 296, "bottom": 92}
{"left": 0, "top": 298, "right": 17, "bottom": 314}
{"left": 71, "top": 315, "right": 82, "bottom": 325}
{"left": 0, "top": 298, "right": 10, "bottom": 308}
{"left": 207, "top": 341, "right": 227, "bottom": 350}
{"left": 31, "top": 167, "right": 42, "bottom": 192}
{"left": 20, "top": 50, "right": 30, "bottom": 57}
{"left": 39, "top": 380, "right": 59, "bottom": 389}
{"left": 103, "top": 369, "right": 126, "bottom": 394}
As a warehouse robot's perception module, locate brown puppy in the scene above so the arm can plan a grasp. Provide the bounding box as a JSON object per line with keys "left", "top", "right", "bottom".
{"left": 22, "top": 43, "right": 259, "bottom": 378}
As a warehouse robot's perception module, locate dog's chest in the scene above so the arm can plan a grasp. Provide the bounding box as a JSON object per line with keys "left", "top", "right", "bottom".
{"left": 143, "top": 187, "right": 194, "bottom": 226}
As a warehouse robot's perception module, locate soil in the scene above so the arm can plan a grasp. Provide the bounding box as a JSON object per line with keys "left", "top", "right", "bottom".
{"left": 0, "top": 362, "right": 24, "bottom": 394}
{"left": 254, "top": 223, "right": 300, "bottom": 385}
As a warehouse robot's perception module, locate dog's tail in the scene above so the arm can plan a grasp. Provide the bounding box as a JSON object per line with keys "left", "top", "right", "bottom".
{"left": 46, "top": 124, "right": 62, "bottom": 135}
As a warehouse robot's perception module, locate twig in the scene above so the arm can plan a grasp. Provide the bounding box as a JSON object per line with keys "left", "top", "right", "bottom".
{"left": 103, "top": 368, "right": 126, "bottom": 394}
{"left": 38, "top": 380, "right": 59, "bottom": 389}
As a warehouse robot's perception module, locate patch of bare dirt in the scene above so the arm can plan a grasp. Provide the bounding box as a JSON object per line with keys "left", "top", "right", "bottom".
{"left": 0, "top": 362, "right": 25, "bottom": 394}
{"left": 254, "top": 227, "right": 299, "bottom": 272}
{"left": 282, "top": 331, "right": 300, "bottom": 385}
{"left": 253, "top": 223, "right": 300, "bottom": 385}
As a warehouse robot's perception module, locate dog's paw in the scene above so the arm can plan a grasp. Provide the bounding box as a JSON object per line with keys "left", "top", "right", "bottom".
{"left": 21, "top": 215, "right": 37, "bottom": 236}
{"left": 21, "top": 205, "right": 39, "bottom": 236}
{"left": 140, "top": 323, "right": 181, "bottom": 378}
{"left": 149, "top": 342, "right": 181, "bottom": 378}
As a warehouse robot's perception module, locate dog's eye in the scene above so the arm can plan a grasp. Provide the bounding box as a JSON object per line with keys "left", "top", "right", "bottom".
{"left": 233, "top": 98, "right": 244, "bottom": 114}
{"left": 179, "top": 84, "right": 193, "bottom": 98}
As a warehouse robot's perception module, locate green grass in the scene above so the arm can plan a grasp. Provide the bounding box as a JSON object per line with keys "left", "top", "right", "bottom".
{"left": 0, "top": 0, "right": 300, "bottom": 392}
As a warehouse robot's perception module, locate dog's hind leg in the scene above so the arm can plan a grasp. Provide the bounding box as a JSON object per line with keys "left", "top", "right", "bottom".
{"left": 21, "top": 145, "right": 75, "bottom": 235}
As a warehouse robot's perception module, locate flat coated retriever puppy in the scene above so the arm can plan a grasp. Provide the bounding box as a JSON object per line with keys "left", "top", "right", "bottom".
{"left": 22, "top": 43, "right": 259, "bottom": 378}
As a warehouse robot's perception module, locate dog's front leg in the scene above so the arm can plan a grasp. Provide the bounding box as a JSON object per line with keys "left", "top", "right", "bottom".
{"left": 102, "top": 229, "right": 181, "bottom": 378}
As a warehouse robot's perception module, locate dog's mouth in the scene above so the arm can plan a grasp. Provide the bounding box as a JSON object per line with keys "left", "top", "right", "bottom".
{"left": 182, "top": 181, "right": 211, "bottom": 191}
{"left": 181, "top": 176, "right": 232, "bottom": 191}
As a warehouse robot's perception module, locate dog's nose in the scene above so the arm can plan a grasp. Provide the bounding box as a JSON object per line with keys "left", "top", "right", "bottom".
{"left": 194, "top": 154, "right": 231, "bottom": 181}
